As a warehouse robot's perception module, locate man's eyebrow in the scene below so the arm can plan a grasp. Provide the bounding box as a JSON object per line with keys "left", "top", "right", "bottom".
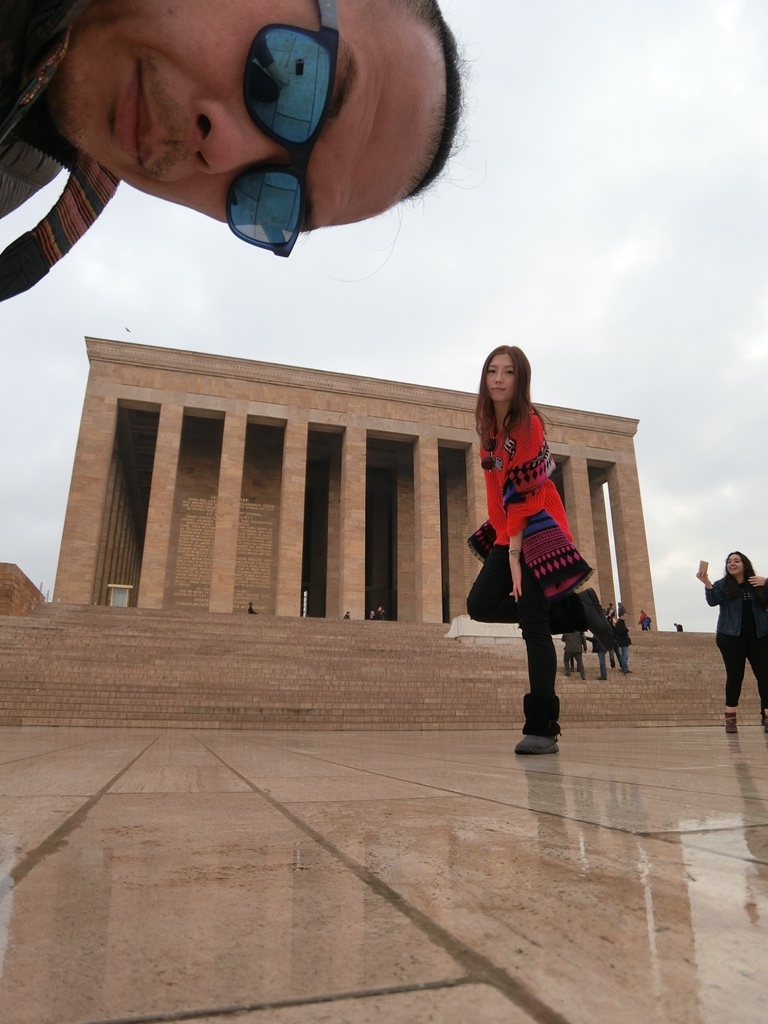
{"left": 301, "top": 41, "right": 357, "bottom": 232}
{"left": 327, "top": 40, "right": 358, "bottom": 122}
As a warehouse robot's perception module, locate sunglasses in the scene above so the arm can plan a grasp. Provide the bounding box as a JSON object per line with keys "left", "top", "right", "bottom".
{"left": 226, "top": 0, "right": 339, "bottom": 256}
{"left": 481, "top": 438, "right": 498, "bottom": 471}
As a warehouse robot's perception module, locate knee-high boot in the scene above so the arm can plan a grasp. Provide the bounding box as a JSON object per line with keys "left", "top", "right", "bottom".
{"left": 523, "top": 692, "right": 561, "bottom": 737}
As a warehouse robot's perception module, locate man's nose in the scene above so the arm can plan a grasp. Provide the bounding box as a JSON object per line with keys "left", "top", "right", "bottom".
{"left": 193, "top": 101, "right": 289, "bottom": 174}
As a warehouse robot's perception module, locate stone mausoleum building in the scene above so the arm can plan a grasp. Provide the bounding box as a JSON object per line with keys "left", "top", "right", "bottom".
{"left": 53, "top": 338, "right": 655, "bottom": 624}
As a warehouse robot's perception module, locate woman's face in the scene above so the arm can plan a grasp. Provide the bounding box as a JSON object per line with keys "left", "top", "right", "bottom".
{"left": 726, "top": 553, "right": 744, "bottom": 578}
{"left": 486, "top": 352, "right": 516, "bottom": 406}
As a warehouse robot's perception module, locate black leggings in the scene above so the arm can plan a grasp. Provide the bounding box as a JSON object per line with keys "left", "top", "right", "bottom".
{"left": 716, "top": 632, "right": 768, "bottom": 709}
{"left": 467, "top": 546, "right": 559, "bottom": 735}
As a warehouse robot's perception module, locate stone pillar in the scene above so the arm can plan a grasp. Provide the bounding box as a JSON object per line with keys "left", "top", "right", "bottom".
{"left": 590, "top": 472, "right": 615, "bottom": 607}
{"left": 395, "top": 458, "right": 416, "bottom": 621}
{"left": 275, "top": 418, "right": 309, "bottom": 617}
{"left": 54, "top": 389, "right": 118, "bottom": 604}
{"left": 137, "top": 403, "right": 184, "bottom": 609}
{"left": 465, "top": 443, "right": 487, "bottom": 591}
{"left": 338, "top": 426, "right": 367, "bottom": 619}
{"left": 466, "top": 444, "right": 487, "bottom": 531}
{"left": 607, "top": 460, "right": 656, "bottom": 625}
{"left": 325, "top": 452, "right": 341, "bottom": 617}
{"left": 414, "top": 434, "right": 443, "bottom": 623}
{"left": 443, "top": 452, "right": 469, "bottom": 622}
{"left": 209, "top": 411, "right": 247, "bottom": 613}
{"left": 561, "top": 455, "right": 598, "bottom": 585}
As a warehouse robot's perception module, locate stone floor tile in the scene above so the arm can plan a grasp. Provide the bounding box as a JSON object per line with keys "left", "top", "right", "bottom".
{"left": 195, "top": 984, "right": 537, "bottom": 1023}
{"left": 1, "top": 726, "right": 766, "bottom": 1024}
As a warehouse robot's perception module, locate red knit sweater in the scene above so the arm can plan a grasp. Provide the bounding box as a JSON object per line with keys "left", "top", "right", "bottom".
{"left": 483, "top": 412, "right": 573, "bottom": 546}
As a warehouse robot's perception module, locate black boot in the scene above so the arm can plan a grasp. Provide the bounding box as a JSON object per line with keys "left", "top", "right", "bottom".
{"left": 515, "top": 693, "right": 561, "bottom": 754}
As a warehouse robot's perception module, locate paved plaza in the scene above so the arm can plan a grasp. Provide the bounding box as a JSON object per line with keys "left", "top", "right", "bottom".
{"left": 1, "top": 725, "right": 767, "bottom": 1024}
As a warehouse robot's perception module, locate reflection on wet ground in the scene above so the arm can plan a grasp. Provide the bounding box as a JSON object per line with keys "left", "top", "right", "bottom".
{"left": 0, "top": 726, "right": 766, "bottom": 1024}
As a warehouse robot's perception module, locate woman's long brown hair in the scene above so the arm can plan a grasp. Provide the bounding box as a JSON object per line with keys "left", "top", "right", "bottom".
{"left": 721, "top": 551, "right": 768, "bottom": 607}
{"left": 474, "top": 345, "right": 541, "bottom": 440}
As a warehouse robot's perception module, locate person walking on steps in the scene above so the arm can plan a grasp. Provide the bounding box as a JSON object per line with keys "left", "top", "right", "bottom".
{"left": 589, "top": 632, "right": 609, "bottom": 680}
{"left": 697, "top": 552, "right": 768, "bottom": 734}
{"left": 466, "top": 345, "right": 613, "bottom": 755}
{"left": 614, "top": 612, "right": 632, "bottom": 673}
{"left": 562, "top": 631, "right": 587, "bottom": 679}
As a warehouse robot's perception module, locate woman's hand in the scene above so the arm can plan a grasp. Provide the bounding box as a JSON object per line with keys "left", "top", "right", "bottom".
{"left": 510, "top": 553, "right": 523, "bottom": 599}
{"left": 748, "top": 575, "right": 767, "bottom": 588}
{"left": 696, "top": 570, "right": 712, "bottom": 589}
{"left": 508, "top": 531, "right": 523, "bottom": 599}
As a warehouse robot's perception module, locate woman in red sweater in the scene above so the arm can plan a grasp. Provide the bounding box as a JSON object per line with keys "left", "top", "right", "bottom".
{"left": 467, "top": 345, "right": 596, "bottom": 754}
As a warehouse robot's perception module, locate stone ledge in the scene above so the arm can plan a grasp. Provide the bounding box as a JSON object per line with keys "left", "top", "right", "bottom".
{"left": 445, "top": 615, "right": 523, "bottom": 645}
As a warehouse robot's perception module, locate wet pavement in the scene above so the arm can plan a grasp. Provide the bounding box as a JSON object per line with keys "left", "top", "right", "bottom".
{"left": 1, "top": 726, "right": 767, "bottom": 1024}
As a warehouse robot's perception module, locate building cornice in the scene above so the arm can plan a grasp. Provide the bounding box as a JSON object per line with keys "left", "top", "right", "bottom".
{"left": 85, "top": 337, "right": 638, "bottom": 437}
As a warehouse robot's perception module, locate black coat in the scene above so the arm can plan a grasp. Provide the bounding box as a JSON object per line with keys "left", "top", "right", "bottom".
{"left": 614, "top": 619, "right": 631, "bottom": 648}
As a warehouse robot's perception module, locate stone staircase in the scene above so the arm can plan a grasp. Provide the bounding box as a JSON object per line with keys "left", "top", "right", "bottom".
{"left": 0, "top": 604, "right": 750, "bottom": 730}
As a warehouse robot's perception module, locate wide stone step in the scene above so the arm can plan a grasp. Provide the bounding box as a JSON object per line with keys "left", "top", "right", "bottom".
{"left": 0, "top": 604, "right": 741, "bottom": 730}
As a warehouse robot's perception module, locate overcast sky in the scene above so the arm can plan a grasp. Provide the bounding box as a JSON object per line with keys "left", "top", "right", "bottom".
{"left": 3, "top": 0, "right": 768, "bottom": 632}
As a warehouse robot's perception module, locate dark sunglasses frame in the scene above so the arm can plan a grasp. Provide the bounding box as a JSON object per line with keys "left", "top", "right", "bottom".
{"left": 480, "top": 438, "right": 498, "bottom": 471}
{"left": 226, "top": 0, "right": 339, "bottom": 257}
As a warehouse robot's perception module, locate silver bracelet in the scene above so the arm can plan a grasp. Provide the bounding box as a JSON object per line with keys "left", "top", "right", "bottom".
{"left": 508, "top": 547, "right": 520, "bottom": 556}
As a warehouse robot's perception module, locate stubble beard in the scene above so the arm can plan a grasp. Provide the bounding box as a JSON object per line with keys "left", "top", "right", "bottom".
{"left": 46, "top": 55, "right": 191, "bottom": 183}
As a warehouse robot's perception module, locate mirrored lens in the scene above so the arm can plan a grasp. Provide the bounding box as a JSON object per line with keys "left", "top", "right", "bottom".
{"left": 245, "top": 28, "right": 331, "bottom": 144}
{"left": 229, "top": 171, "right": 302, "bottom": 246}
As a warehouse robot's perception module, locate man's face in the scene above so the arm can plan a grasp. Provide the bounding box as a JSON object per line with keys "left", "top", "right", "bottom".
{"left": 47, "top": 0, "right": 446, "bottom": 232}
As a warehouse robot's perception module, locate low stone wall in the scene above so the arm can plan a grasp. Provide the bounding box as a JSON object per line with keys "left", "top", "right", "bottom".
{"left": 445, "top": 614, "right": 523, "bottom": 646}
{"left": 0, "top": 564, "right": 45, "bottom": 617}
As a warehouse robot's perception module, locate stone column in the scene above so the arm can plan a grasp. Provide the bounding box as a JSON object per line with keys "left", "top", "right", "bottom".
{"left": 275, "top": 418, "right": 309, "bottom": 617}
{"left": 466, "top": 443, "right": 487, "bottom": 530}
{"left": 414, "top": 434, "right": 443, "bottom": 623}
{"left": 338, "top": 426, "right": 367, "bottom": 619}
{"left": 607, "top": 460, "right": 656, "bottom": 625}
{"left": 444, "top": 453, "right": 469, "bottom": 622}
{"left": 465, "top": 443, "right": 487, "bottom": 592}
{"left": 54, "top": 388, "right": 118, "bottom": 604}
{"left": 137, "top": 402, "right": 184, "bottom": 609}
{"left": 395, "top": 458, "right": 416, "bottom": 621}
{"left": 561, "top": 454, "right": 598, "bottom": 584}
{"left": 590, "top": 473, "right": 615, "bottom": 607}
{"left": 325, "top": 452, "right": 342, "bottom": 617}
{"left": 209, "top": 410, "right": 247, "bottom": 613}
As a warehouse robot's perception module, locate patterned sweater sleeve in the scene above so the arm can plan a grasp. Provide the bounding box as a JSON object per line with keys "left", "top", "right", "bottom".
{"left": 501, "top": 413, "right": 553, "bottom": 537}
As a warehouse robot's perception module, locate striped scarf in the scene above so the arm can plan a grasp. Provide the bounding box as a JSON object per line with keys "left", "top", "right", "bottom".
{"left": 0, "top": 29, "right": 119, "bottom": 301}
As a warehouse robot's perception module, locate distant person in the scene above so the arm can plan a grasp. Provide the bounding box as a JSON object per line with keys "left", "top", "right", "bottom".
{"left": 638, "top": 610, "right": 652, "bottom": 630}
{"left": 605, "top": 602, "right": 615, "bottom": 620}
{"left": 465, "top": 345, "right": 613, "bottom": 756}
{"left": 606, "top": 608, "right": 620, "bottom": 668}
{"left": 589, "top": 632, "right": 609, "bottom": 680}
{"left": 615, "top": 612, "right": 632, "bottom": 673}
{"left": 674, "top": 622, "right": 684, "bottom": 632}
{"left": 375, "top": 606, "right": 388, "bottom": 620}
{"left": 342, "top": 611, "right": 351, "bottom": 620}
{"left": 697, "top": 552, "right": 768, "bottom": 734}
{"left": 369, "top": 610, "right": 376, "bottom": 620}
{"left": 561, "top": 631, "right": 587, "bottom": 679}
{"left": 247, "top": 602, "right": 257, "bottom": 615}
